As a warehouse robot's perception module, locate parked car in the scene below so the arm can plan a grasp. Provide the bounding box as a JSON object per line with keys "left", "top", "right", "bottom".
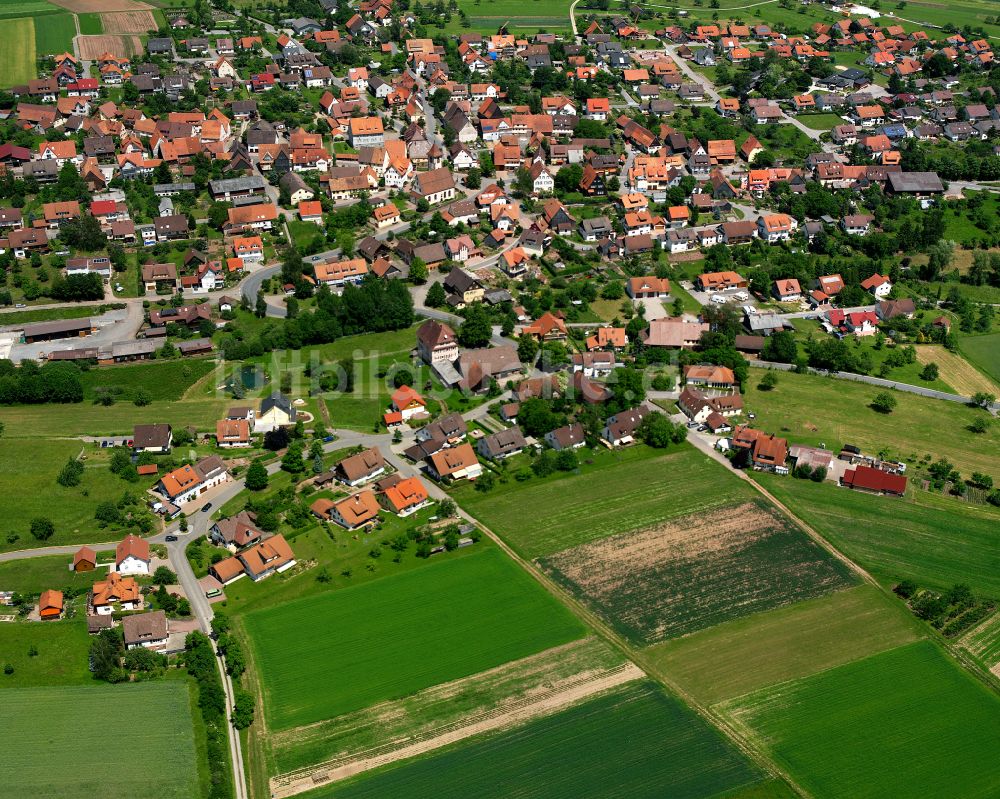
{"left": 165, "top": 535, "right": 178, "bottom": 542}
{"left": 201, "top": 503, "right": 213, "bottom": 512}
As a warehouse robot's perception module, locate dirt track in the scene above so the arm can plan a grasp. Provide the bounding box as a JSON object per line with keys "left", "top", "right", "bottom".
{"left": 269, "top": 661, "right": 644, "bottom": 798}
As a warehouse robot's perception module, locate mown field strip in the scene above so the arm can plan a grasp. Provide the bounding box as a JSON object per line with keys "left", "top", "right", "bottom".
{"left": 959, "top": 610, "right": 1000, "bottom": 675}
{"left": 271, "top": 661, "right": 645, "bottom": 797}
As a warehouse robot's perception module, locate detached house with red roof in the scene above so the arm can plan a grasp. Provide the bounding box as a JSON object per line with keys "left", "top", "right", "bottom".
{"left": 391, "top": 385, "right": 428, "bottom": 421}
{"left": 116, "top": 534, "right": 150, "bottom": 576}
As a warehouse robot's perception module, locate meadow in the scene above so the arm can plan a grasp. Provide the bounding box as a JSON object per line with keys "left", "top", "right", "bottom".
{"left": 960, "top": 331, "right": 1000, "bottom": 385}
{"left": 741, "top": 368, "right": 1000, "bottom": 475}
{"left": 0, "top": 620, "right": 91, "bottom": 687}
{"left": 647, "top": 585, "right": 921, "bottom": 705}
{"left": 0, "top": 18, "right": 36, "bottom": 87}
{"left": 445, "top": 0, "right": 573, "bottom": 35}
{"left": 77, "top": 357, "right": 218, "bottom": 402}
{"left": 0, "top": 438, "right": 136, "bottom": 551}
{"left": 305, "top": 681, "right": 769, "bottom": 799}
{"left": 723, "top": 641, "right": 1000, "bottom": 799}
{"left": 758, "top": 474, "right": 1000, "bottom": 595}
{"left": 0, "top": 681, "right": 201, "bottom": 799}
{"left": 77, "top": 10, "right": 103, "bottom": 32}
{"left": 243, "top": 548, "right": 586, "bottom": 729}
{"left": 0, "top": 0, "right": 63, "bottom": 17}
{"left": 541, "top": 500, "right": 855, "bottom": 645}
{"left": 453, "top": 445, "right": 755, "bottom": 560}
{"left": 959, "top": 611, "right": 1000, "bottom": 673}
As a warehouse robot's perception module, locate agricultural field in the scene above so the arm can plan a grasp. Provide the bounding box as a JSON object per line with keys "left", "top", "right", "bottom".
{"left": 0, "top": 0, "right": 64, "bottom": 16}
{"left": 914, "top": 344, "right": 1000, "bottom": 396}
{"left": 0, "top": 620, "right": 91, "bottom": 687}
{"left": 758, "top": 474, "right": 1000, "bottom": 596}
{"left": 453, "top": 445, "right": 756, "bottom": 559}
{"left": 100, "top": 9, "right": 157, "bottom": 31}
{"left": 48, "top": 0, "right": 153, "bottom": 10}
{"left": 34, "top": 11, "right": 75, "bottom": 53}
{"left": 269, "top": 637, "right": 635, "bottom": 786}
{"left": 0, "top": 681, "right": 200, "bottom": 799}
{"left": 446, "top": 0, "right": 573, "bottom": 35}
{"left": 76, "top": 33, "right": 143, "bottom": 58}
{"left": 303, "top": 681, "right": 770, "bottom": 799}
{"left": 0, "top": 18, "right": 36, "bottom": 87}
{"left": 741, "top": 368, "right": 1000, "bottom": 475}
{"left": 647, "top": 585, "right": 921, "bottom": 705}
{"left": 0, "top": 438, "right": 138, "bottom": 552}
{"left": 77, "top": 357, "right": 218, "bottom": 402}
{"left": 540, "top": 500, "right": 856, "bottom": 645}
{"left": 243, "top": 548, "right": 586, "bottom": 729}
{"left": 77, "top": 11, "right": 102, "bottom": 32}
{"left": 722, "top": 641, "right": 1000, "bottom": 798}
{"left": 960, "top": 331, "right": 1000, "bottom": 385}
{"left": 959, "top": 611, "right": 1000, "bottom": 675}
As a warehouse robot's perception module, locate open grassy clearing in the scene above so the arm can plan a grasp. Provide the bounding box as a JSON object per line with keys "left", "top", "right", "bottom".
{"left": 270, "top": 637, "right": 630, "bottom": 783}
{"left": 757, "top": 474, "right": 1000, "bottom": 596}
{"left": 77, "top": 357, "right": 218, "bottom": 402}
{"left": 959, "top": 610, "right": 1000, "bottom": 674}
{"left": 541, "top": 500, "right": 855, "bottom": 646}
{"left": 244, "top": 548, "right": 586, "bottom": 730}
{"left": 914, "top": 344, "right": 1000, "bottom": 396}
{"left": 453, "top": 445, "right": 755, "bottom": 560}
{"left": 742, "top": 368, "right": 1000, "bottom": 475}
{"left": 0, "top": 18, "right": 36, "bottom": 87}
{"left": 34, "top": 11, "right": 75, "bottom": 52}
{"left": 0, "top": 553, "right": 112, "bottom": 595}
{"left": 722, "top": 641, "right": 1000, "bottom": 799}
{"left": 0, "top": 620, "right": 92, "bottom": 687}
{"left": 647, "top": 584, "right": 922, "bottom": 706}
{"left": 959, "top": 332, "right": 1000, "bottom": 385}
{"left": 0, "top": 438, "right": 137, "bottom": 551}
{"left": 0, "top": 681, "right": 200, "bottom": 799}
{"left": 303, "top": 680, "right": 768, "bottom": 799}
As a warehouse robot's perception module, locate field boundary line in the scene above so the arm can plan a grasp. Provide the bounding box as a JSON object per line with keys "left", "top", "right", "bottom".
{"left": 269, "top": 661, "right": 644, "bottom": 798}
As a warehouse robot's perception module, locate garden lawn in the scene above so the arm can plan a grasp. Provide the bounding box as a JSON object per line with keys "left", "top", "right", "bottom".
{"left": 757, "top": 474, "right": 1000, "bottom": 596}
{"left": 959, "top": 331, "right": 1000, "bottom": 385}
{"left": 0, "top": 620, "right": 91, "bottom": 687}
{"left": 0, "top": 18, "right": 36, "bottom": 87}
{"left": 306, "top": 681, "right": 767, "bottom": 799}
{"left": 742, "top": 368, "right": 1000, "bottom": 475}
{"left": 243, "top": 548, "right": 585, "bottom": 729}
{"left": 647, "top": 584, "right": 921, "bottom": 705}
{"left": 0, "top": 439, "right": 135, "bottom": 552}
{"left": 722, "top": 641, "right": 1000, "bottom": 799}
{"left": 0, "top": 682, "right": 200, "bottom": 799}
{"left": 0, "top": 553, "right": 109, "bottom": 595}
{"left": 453, "top": 445, "right": 755, "bottom": 560}
{"left": 795, "top": 113, "right": 843, "bottom": 131}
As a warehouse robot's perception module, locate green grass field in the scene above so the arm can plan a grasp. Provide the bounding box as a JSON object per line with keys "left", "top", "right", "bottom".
{"left": 758, "top": 474, "right": 1000, "bottom": 596}
{"left": 647, "top": 585, "right": 921, "bottom": 705}
{"left": 0, "top": 620, "right": 91, "bottom": 687}
{"left": 0, "top": 438, "right": 138, "bottom": 552}
{"left": 34, "top": 11, "right": 74, "bottom": 54}
{"left": 794, "top": 113, "right": 844, "bottom": 131}
{"left": 0, "top": 0, "right": 63, "bottom": 18}
{"left": 78, "top": 358, "right": 218, "bottom": 402}
{"left": 306, "top": 681, "right": 768, "bottom": 799}
{"left": 453, "top": 445, "right": 755, "bottom": 560}
{"left": 540, "top": 499, "right": 855, "bottom": 645}
{"left": 0, "top": 681, "right": 200, "bottom": 798}
{"left": 445, "top": 0, "right": 573, "bottom": 34}
{"left": 723, "top": 641, "right": 1000, "bottom": 798}
{"left": 742, "top": 369, "right": 1000, "bottom": 475}
{"left": 0, "top": 553, "right": 110, "bottom": 595}
{"left": 77, "top": 11, "right": 103, "bottom": 33}
{"left": 244, "top": 548, "right": 586, "bottom": 729}
{"left": 0, "top": 17, "right": 36, "bottom": 87}
{"left": 960, "top": 332, "right": 1000, "bottom": 385}
{"left": 0, "top": 305, "right": 113, "bottom": 326}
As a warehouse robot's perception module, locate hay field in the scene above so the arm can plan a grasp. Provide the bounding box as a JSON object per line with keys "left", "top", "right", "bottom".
{"left": 914, "top": 344, "right": 999, "bottom": 396}
{"left": 0, "top": 18, "right": 37, "bottom": 87}
{"left": 101, "top": 9, "right": 157, "bottom": 31}
{"left": 75, "top": 32, "right": 143, "bottom": 57}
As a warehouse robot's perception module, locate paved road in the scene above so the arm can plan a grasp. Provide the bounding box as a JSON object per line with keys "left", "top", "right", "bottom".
{"left": 240, "top": 263, "right": 286, "bottom": 317}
